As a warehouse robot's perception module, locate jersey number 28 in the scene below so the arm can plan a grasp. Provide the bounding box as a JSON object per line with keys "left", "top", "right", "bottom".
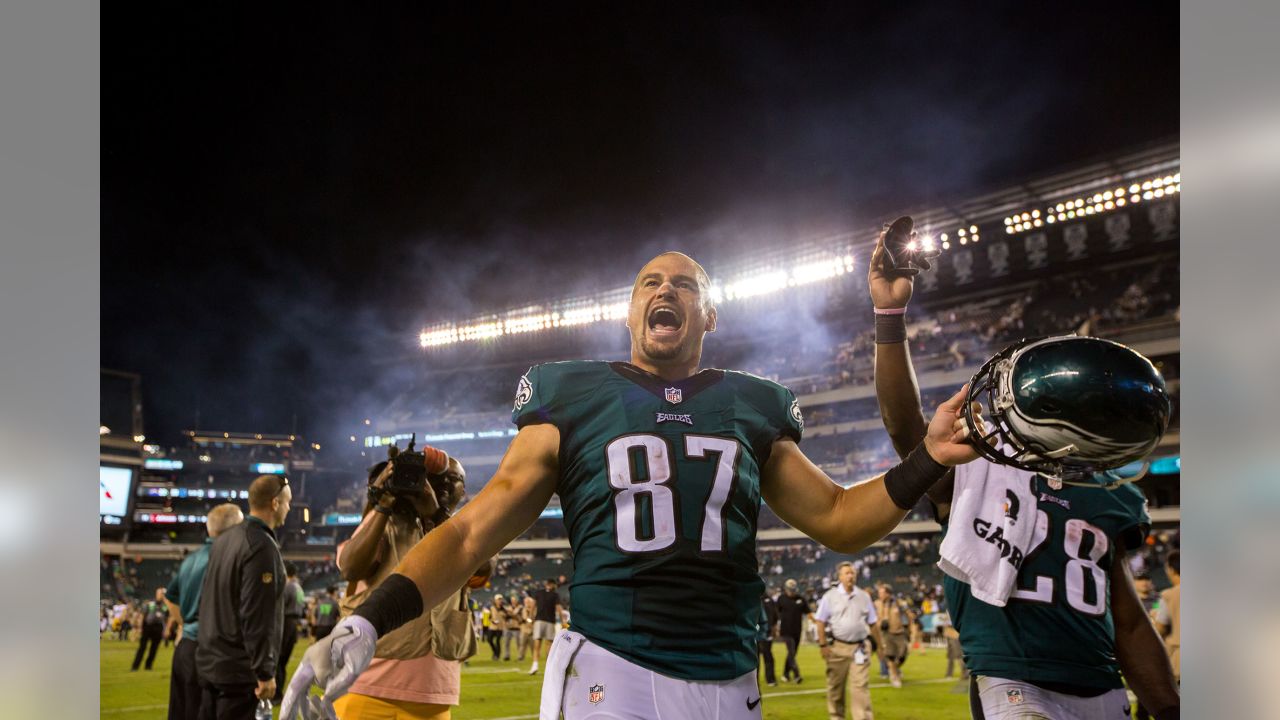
{"left": 1010, "top": 511, "right": 1110, "bottom": 616}
{"left": 605, "top": 434, "right": 741, "bottom": 554}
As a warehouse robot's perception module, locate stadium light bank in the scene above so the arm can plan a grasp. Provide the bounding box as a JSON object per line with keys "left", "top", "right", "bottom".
{"left": 416, "top": 160, "right": 1179, "bottom": 348}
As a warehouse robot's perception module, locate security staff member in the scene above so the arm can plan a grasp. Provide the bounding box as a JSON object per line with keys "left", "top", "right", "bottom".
{"left": 276, "top": 563, "right": 306, "bottom": 702}
{"left": 164, "top": 503, "right": 244, "bottom": 720}
{"left": 814, "top": 562, "right": 882, "bottom": 720}
{"left": 197, "top": 475, "right": 291, "bottom": 719}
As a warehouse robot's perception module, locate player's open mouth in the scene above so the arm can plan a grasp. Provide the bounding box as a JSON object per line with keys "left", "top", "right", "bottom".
{"left": 647, "top": 306, "right": 683, "bottom": 338}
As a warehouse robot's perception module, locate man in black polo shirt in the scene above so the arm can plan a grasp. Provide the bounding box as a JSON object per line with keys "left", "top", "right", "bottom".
{"left": 197, "top": 475, "right": 290, "bottom": 719}
{"left": 776, "top": 578, "right": 811, "bottom": 684}
{"left": 527, "top": 577, "right": 562, "bottom": 675}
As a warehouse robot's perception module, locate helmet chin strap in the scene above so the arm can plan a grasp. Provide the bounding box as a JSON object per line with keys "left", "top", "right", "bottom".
{"left": 1044, "top": 461, "right": 1150, "bottom": 491}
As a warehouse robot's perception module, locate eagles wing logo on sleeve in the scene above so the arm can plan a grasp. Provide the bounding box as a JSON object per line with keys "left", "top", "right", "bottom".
{"left": 514, "top": 374, "right": 533, "bottom": 411}
{"left": 790, "top": 398, "right": 804, "bottom": 429}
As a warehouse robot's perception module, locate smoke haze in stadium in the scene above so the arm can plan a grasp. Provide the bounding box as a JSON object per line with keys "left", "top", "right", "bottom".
{"left": 101, "top": 4, "right": 1178, "bottom": 448}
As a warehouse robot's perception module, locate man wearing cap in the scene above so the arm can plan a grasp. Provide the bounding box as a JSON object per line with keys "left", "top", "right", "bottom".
{"left": 814, "top": 562, "right": 881, "bottom": 720}
{"left": 197, "top": 474, "right": 291, "bottom": 719}
{"left": 776, "top": 578, "right": 812, "bottom": 684}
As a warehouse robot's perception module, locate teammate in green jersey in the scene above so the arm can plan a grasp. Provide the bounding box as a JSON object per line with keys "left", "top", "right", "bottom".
{"left": 284, "top": 251, "right": 989, "bottom": 720}
{"left": 868, "top": 229, "right": 1180, "bottom": 719}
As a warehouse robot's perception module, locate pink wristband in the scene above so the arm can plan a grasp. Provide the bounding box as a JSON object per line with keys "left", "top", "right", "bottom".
{"left": 873, "top": 306, "right": 907, "bottom": 315}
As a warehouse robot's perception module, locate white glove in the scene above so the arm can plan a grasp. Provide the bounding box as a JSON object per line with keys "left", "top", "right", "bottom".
{"left": 279, "top": 615, "right": 378, "bottom": 720}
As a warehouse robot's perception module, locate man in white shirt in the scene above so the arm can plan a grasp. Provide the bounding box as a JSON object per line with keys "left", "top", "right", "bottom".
{"left": 814, "top": 562, "right": 883, "bottom": 720}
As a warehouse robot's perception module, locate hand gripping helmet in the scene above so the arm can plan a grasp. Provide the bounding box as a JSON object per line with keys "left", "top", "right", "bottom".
{"left": 962, "top": 335, "right": 1172, "bottom": 488}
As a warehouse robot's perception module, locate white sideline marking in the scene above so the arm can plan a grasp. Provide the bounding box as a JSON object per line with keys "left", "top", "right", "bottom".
{"left": 102, "top": 704, "right": 168, "bottom": 714}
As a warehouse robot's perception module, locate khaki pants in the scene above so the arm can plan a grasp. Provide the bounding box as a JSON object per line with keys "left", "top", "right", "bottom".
{"left": 824, "top": 641, "right": 873, "bottom": 720}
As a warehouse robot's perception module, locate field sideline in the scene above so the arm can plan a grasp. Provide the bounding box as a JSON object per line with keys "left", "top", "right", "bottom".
{"left": 101, "top": 636, "right": 973, "bottom": 719}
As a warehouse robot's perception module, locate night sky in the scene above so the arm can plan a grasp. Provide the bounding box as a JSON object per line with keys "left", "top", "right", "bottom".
{"left": 101, "top": 3, "right": 1178, "bottom": 448}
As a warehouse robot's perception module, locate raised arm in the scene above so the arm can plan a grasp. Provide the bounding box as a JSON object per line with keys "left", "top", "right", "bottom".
{"left": 868, "top": 232, "right": 957, "bottom": 516}
{"left": 761, "top": 385, "right": 979, "bottom": 554}
{"left": 869, "top": 235, "right": 929, "bottom": 456}
{"left": 282, "top": 423, "right": 561, "bottom": 718}
{"left": 337, "top": 465, "right": 396, "bottom": 582}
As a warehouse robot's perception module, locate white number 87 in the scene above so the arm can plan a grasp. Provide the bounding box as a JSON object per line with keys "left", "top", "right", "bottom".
{"left": 606, "top": 434, "right": 741, "bottom": 554}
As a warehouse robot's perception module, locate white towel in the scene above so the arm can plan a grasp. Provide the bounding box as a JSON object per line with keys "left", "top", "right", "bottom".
{"left": 938, "top": 458, "right": 1041, "bottom": 607}
{"left": 538, "top": 630, "right": 584, "bottom": 720}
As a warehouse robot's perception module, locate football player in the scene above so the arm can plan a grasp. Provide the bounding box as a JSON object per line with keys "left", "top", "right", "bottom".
{"left": 867, "top": 231, "right": 1181, "bottom": 719}
{"left": 283, "top": 251, "right": 987, "bottom": 720}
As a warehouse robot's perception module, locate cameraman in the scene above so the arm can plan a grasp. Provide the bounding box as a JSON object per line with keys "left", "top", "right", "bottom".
{"left": 333, "top": 443, "right": 476, "bottom": 720}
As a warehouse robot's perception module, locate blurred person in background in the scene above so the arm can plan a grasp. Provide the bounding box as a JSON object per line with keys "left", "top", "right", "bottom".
{"left": 518, "top": 595, "right": 537, "bottom": 662}
{"left": 131, "top": 587, "right": 169, "bottom": 671}
{"left": 776, "top": 578, "right": 810, "bottom": 684}
{"left": 527, "top": 578, "right": 561, "bottom": 675}
{"left": 874, "top": 585, "right": 910, "bottom": 688}
{"left": 940, "top": 612, "right": 967, "bottom": 682}
{"left": 275, "top": 563, "right": 306, "bottom": 703}
{"left": 163, "top": 503, "right": 244, "bottom": 720}
{"left": 196, "top": 474, "right": 290, "bottom": 719}
{"left": 1133, "top": 572, "right": 1159, "bottom": 614}
{"left": 311, "top": 587, "right": 340, "bottom": 640}
{"left": 480, "top": 604, "right": 496, "bottom": 659}
{"left": 814, "top": 562, "right": 881, "bottom": 720}
{"left": 486, "top": 596, "right": 508, "bottom": 660}
{"left": 1154, "top": 551, "right": 1180, "bottom": 683}
{"left": 502, "top": 592, "right": 522, "bottom": 662}
{"left": 757, "top": 590, "right": 779, "bottom": 687}
{"left": 329, "top": 445, "right": 476, "bottom": 720}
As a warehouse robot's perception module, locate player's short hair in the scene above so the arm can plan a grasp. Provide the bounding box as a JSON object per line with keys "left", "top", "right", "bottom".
{"left": 835, "top": 561, "right": 855, "bottom": 574}
{"left": 632, "top": 252, "right": 715, "bottom": 311}
{"left": 206, "top": 502, "right": 244, "bottom": 537}
{"left": 248, "top": 474, "right": 288, "bottom": 511}
{"left": 1166, "top": 550, "right": 1180, "bottom": 574}
{"left": 285, "top": 562, "right": 298, "bottom": 577}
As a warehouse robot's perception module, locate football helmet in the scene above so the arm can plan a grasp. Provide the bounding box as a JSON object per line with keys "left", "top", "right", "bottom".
{"left": 962, "top": 335, "right": 1172, "bottom": 488}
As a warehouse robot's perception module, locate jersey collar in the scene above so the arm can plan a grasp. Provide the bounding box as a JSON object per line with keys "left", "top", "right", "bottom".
{"left": 608, "top": 362, "right": 725, "bottom": 404}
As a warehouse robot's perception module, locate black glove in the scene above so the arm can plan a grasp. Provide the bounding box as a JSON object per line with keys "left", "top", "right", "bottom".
{"left": 880, "top": 216, "right": 941, "bottom": 277}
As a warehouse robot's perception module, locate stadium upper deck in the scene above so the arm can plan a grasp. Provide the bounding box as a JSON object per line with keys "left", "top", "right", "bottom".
{"left": 356, "top": 146, "right": 1180, "bottom": 501}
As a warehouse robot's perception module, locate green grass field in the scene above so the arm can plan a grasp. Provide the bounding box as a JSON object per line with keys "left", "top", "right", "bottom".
{"left": 101, "top": 636, "right": 973, "bottom": 719}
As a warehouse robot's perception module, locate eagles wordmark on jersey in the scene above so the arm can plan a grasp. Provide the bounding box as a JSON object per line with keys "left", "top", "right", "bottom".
{"left": 512, "top": 360, "right": 803, "bottom": 681}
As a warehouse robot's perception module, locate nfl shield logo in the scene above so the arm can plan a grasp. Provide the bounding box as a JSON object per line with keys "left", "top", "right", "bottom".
{"left": 1006, "top": 688, "right": 1024, "bottom": 705}
{"left": 588, "top": 684, "right": 605, "bottom": 704}
{"left": 664, "top": 387, "right": 683, "bottom": 404}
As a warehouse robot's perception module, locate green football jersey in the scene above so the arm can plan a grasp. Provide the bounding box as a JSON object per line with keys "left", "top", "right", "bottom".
{"left": 512, "top": 360, "right": 803, "bottom": 680}
{"left": 943, "top": 469, "right": 1150, "bottom": 689}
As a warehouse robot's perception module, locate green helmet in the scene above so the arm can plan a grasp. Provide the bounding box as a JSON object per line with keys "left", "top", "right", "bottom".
{"left": 963, "top": 335, "right": 1171, "bottom": 485}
